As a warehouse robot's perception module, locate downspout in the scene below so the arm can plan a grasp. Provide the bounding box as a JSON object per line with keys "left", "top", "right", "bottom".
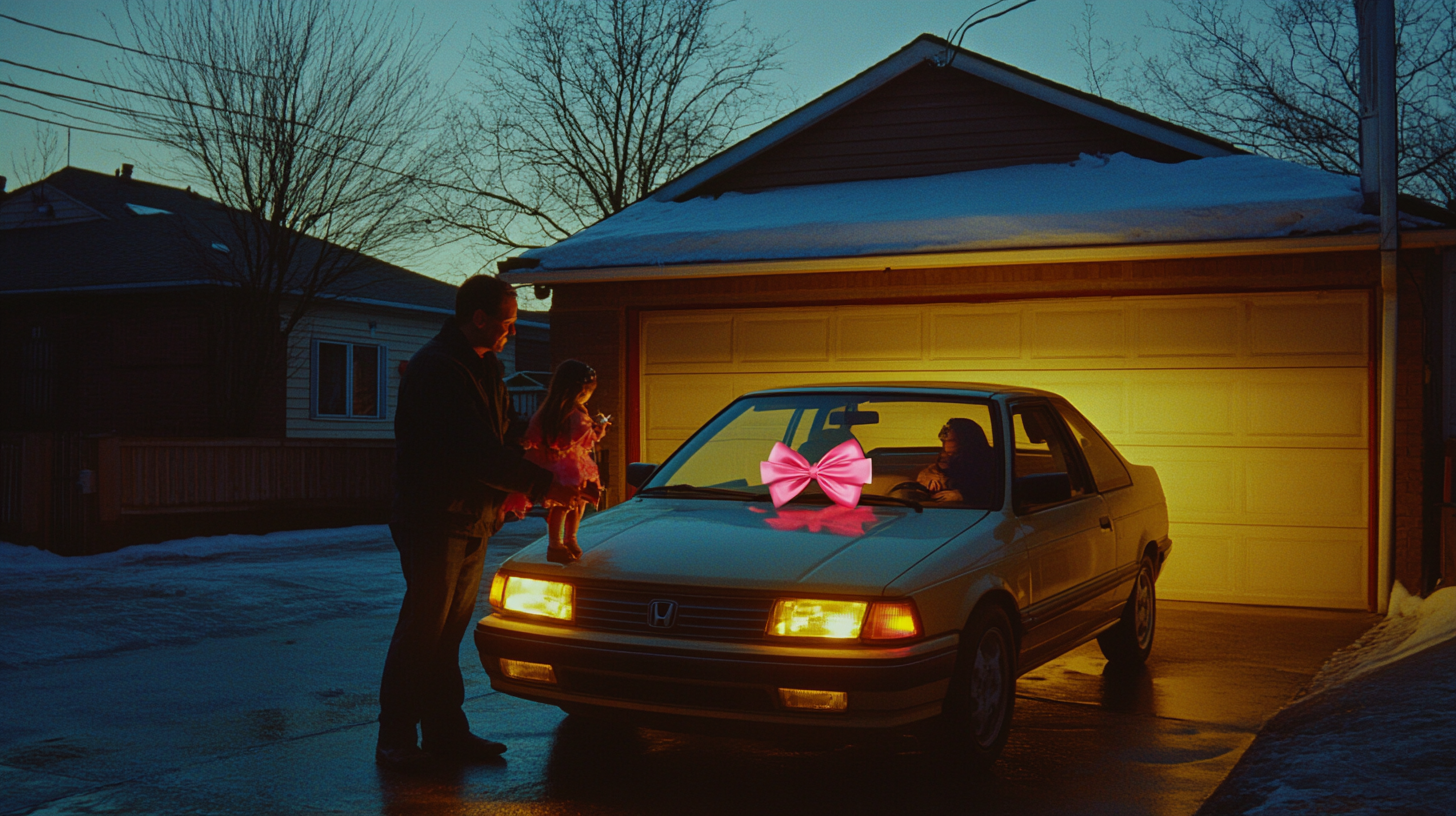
{"left": 1360, "top": 0, "right": 1399, "bottom": 613}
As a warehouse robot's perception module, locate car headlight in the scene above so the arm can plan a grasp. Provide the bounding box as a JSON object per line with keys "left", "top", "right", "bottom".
{"left": 491, "top": 573, "right": 574, "bottom": 621}
{"left": 766, "top": 598, "right": 923, "bottom": 641}
{"left": 768, "top": 599, "right": 868, "bottom": 639}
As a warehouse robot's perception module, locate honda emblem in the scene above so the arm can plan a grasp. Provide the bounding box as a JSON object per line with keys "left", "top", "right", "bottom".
{"left": 647, "top": 599, "right": 678, "bottom": 629}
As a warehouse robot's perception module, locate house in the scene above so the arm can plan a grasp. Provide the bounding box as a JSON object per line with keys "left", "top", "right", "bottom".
{"left": 499, "top": 36, "right": 1456, "bottom": 613}
{"left": 0, "top": 166, "right": 542, "bottom": 553}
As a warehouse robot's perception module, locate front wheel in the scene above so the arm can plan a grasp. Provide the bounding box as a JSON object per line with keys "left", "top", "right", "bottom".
{"left": 939, "top": 603, "right": 1016, "bottom": 771}
{"left": 1098, "top": 555, "right": 1157, "bottom": 666}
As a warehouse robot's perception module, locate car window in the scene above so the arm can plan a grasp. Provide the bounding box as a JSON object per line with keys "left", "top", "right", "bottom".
{"left": 1011, "top": 403, "right": 1092, "bottom": 508}
{"left": 645, "top": 394, "right": 1003, "bottom": 509}
{"left": 1054, "top": 401, "right": 1132, "bottom": 492}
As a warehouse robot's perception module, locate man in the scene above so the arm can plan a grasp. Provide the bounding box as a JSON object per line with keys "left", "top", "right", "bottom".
{"left": 377, "top": 275, "right": 576, "bottom": 771}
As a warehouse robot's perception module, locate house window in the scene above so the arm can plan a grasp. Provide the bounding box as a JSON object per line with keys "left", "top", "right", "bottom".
{"left": 313, "top": 340, "right": 386, "bottom": 420}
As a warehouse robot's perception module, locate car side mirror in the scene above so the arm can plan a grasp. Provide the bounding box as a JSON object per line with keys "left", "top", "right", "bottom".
{"left": 1014, "top": 472, "right": 1072, "bottom": 511}
{"left": 626, "top": 462, "right": 658, "bottom": 489}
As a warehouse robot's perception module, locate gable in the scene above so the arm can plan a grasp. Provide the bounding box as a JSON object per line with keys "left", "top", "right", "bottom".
{"left": 0, "top": 183, "right": 108, "bottom": 230}
{"left": 684, "top": 61, "right": 1203, "bottom": 197}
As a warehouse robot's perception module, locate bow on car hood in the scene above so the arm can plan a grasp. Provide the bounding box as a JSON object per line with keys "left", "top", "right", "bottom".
{"left": 510, "top": 498, "right": 989, "bottom": 595}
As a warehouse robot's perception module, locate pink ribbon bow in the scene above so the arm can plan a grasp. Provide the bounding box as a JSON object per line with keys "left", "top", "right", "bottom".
{"left": 759, "top": 439, "right": 873, "bottom": 508}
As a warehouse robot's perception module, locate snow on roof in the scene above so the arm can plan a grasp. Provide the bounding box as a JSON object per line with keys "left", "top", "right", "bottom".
{"left": 520, "top": 153, "right": 1384, "bottom": 272}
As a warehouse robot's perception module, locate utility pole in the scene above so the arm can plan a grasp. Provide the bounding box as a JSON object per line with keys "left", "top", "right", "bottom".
{"left": 1357, "top": 0, "right": 1399, "bottom": 611}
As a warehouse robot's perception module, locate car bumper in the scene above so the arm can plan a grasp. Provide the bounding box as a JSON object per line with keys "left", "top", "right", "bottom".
{"left": 475, "top": 614, "right": 960, "bottom": 733}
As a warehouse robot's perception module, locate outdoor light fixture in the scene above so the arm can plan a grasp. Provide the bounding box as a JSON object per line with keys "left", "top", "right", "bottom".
{"left": 492, "top": 574, "right": 574, "bottom": 621}
{"left": 778, "top": 688, "right": 848, "bottom": 711}
{"left": 767, "top": 599, "right": 867, "bottom": 639}
{"left": 500, "top": 659, "right": 557, "bottom": 684}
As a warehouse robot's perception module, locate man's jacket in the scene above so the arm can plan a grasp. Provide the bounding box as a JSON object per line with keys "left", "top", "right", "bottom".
{"left": 392, "top": 320, "right": 552, "bottom": 536}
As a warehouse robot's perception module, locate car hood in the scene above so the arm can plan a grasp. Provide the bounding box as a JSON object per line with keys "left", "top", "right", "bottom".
{"left": 506, "top": 498, "right": 989, "bottom": 595}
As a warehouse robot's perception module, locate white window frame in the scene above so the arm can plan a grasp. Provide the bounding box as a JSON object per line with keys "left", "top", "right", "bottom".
{"left": 311, "top": 339, "right": 388, "bottom": 421}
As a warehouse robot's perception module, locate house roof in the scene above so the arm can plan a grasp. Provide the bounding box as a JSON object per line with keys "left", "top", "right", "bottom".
{"left": 503, "top": 36, "right": 1454, "bottom": 284}
{"left": 653, "top": 35, "right": 1242, "bottom": 202}
{"left": 1, "top": 167, "right": 456, "bottom": 314}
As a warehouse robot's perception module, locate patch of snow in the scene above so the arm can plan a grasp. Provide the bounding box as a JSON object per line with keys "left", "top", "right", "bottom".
{"left": 1300, "top": 582, "right": 1456, "bottom": 698}
{"left": 520, "top": 153, "right": 1411, "bottom": 271}
{"left": 0, "top": 526, "right": 389, "bottom": 574}
{"left": 125, "top": 202, "right": 172, "bottom": 215}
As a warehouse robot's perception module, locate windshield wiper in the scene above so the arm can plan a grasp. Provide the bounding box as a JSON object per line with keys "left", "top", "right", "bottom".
{"left": 635, "top": 484, "right": 769, "bottom": 502}
{"left": 780, "top": 492, "right": 924, "bottom": 513}
{"left": 856, "top": 493, "right": 923, "bottom": 513}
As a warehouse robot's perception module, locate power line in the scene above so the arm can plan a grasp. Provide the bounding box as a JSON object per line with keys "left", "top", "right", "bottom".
{"left": 0, "top": 107, "right": 136, "bottom": 140}
{"left": 0, "top": 13, "right": 282, "bottom": 80}
{"left": 1, "top": 57, "right": 389, "bottom": 148}
{"left": 0, "top": 91, "right": 150, "bottom": 136}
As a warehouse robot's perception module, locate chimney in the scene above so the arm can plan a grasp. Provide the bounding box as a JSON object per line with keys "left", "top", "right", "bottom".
{"left": 0, "top": 176, "right": 7, "bottom": 193}
{"left": 119, "top": 164, "right": 134, "bottom": 180}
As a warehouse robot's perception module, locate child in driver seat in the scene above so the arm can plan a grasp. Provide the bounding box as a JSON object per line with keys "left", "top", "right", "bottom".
{"left": 505, "top": 359, "right": 611, "bottom": 563}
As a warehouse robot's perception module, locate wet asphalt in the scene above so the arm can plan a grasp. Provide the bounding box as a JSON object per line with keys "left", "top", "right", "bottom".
{"left": 0, "top": 523, "right": 1377, "bottom": 816}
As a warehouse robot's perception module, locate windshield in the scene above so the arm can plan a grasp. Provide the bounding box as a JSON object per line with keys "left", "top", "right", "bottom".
{"left": 643, "top": 393, "right": 1003, "bottom": 510}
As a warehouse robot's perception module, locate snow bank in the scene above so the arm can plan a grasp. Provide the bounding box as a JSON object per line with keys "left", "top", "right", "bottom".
{"left": 1301, "top": 582, "right": 1456, "bottom": 698}
{"left": 522, "top": 153, "right": 1389, "bottom": 270}
{"left": 0, "top": 526, "right": 389, "bottom": 574}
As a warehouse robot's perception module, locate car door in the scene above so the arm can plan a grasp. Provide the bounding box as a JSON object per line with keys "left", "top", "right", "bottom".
{"left": 1009, "top": 401, "right": 1114, "bottom": 663}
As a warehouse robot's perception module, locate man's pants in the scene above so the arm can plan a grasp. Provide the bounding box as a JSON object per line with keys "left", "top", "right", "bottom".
{"left": 378, "top": 525, "right": 486, "bottom": 749}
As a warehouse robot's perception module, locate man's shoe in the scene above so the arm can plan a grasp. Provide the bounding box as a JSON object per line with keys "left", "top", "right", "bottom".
{"left": 375, "top": 744, "right": 432, "bottom": 772}
{"left": 425, "top": 733, "right": 508, "bottom": 762}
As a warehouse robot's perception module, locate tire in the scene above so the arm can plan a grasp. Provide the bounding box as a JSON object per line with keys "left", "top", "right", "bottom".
{"left": 1098, "top": 555, "right": 1157, "bottom": 666}
{"left": 939, "top": 603, "right": 1016, "bottom": 770}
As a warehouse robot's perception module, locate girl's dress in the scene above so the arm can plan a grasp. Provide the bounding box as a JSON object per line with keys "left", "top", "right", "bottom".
{"left": 501, "top": 406, "right": 606, "bottom": 518}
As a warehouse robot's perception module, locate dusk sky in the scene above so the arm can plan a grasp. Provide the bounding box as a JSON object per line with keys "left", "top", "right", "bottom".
{"left": 1, "top": 0, "right": 1179, "bottom": 284}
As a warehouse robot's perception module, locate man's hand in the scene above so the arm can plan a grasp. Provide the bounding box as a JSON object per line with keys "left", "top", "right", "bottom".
{"left": 918, "top": 464, "right": 947, "bottom": 492}
{"left": 544, "top": 480, "right": 581, "bottom": 507}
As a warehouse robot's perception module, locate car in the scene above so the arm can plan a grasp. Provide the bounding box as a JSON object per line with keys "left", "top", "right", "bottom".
{"left": 475, "top": 383, "right": 1171, "bottom": 767}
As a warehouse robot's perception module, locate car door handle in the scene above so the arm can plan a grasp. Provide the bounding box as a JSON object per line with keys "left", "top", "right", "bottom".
{"left": 1099, "top": 515, "right": 1112, "bottom": 530}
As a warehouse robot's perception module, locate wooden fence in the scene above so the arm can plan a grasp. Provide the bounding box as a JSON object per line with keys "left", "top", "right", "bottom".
{"left": 1, "top": 434, "right": 393, "bottom": 555}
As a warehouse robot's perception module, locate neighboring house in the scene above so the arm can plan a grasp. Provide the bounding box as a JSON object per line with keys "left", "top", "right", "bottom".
{"left": 1, "top": 166, "right": 459, "bottom": 438}
{"left": 500, "top": 35, "right": 1456, "bottom": 612}
{"left": 0, "top": 166, "right": 546, "bottom": 553}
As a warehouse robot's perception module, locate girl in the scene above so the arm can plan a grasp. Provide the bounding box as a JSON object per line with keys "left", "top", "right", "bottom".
{"left": 519, "top": 359, "right": 610, "bottom": 563}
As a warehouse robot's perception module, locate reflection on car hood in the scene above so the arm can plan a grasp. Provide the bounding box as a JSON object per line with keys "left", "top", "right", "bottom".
{"left": 506, "top": 498, "right": 989, "bottom": 595}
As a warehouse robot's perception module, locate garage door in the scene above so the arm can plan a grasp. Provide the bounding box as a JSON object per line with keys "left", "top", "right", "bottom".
{"left": 639, "top": 291, "right": 1370, "bottom": 609}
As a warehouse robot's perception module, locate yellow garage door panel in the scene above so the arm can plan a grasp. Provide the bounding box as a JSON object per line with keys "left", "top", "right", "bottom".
{"left": 638, "top": 290, "right": 1371, "bottom": 609}
{"left": 1158, "top": 523, "right": 1367, "bottom": 608}
{"left": 641, "top": 292, "right": 1369, "bottom": 375}
{"left": 1122, "top": 446, "right": 1368, "bottom": 529}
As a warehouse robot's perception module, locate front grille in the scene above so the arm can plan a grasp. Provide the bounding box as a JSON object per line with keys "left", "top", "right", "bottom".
{"left": 574, "top": 585, "right": 774, "bottom": 640}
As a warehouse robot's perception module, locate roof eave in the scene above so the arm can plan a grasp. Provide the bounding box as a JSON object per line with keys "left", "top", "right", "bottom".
{"left": 500, "top": 230, "right": 1456, "bottom": 286}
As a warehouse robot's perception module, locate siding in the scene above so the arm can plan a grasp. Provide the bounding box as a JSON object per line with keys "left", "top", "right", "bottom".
{"left": 687, "top": 62, "right": 1199, "bottom": 197}
{"left": 285, "top": 304, "right": 444, "bottom": 439}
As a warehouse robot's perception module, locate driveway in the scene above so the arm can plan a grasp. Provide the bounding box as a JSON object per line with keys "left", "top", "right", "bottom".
{"left": 0, "top": 523, "right": 1376, "bottom": 816}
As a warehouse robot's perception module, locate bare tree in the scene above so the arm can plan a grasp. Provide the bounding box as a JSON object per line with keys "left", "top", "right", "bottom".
{"left": 110, "top": 0, "right": 444, "bottom": 434}
{"left": 1068, "top": 2, "right": 1137, "bottom": 99}
{"left": 1085, "top": 0, "right": 1456, "bottom": 209}
{"left": 430, "top": 0, "right": 786, "bottom": 255}
{"left": 8, "top": 124, "right": 63, "bottom": 186}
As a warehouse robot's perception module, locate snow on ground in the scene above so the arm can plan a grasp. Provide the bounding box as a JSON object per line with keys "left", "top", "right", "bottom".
{"left": 1299, "top": 581, "right": 1456, "bottom": 699}
{"left": 0, "top": 519, "right": 548, "bottom": 670}
{"left": 521, "top": 153, "right": 1411, "bottom": 271}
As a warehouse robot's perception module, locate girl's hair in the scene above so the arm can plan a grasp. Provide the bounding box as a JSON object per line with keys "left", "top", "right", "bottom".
{"left": 535, "top": 359, "right": 597, "bottom": 442}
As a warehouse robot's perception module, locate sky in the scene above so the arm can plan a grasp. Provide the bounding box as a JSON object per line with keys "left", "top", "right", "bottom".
{"left": 0, "top": 0, "right": 1180, "bottom": 287}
